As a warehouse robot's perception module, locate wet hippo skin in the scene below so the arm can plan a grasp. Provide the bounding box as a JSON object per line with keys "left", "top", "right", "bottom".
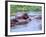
{"left": 10, "top": 14, "right": 31, "bottom": 27}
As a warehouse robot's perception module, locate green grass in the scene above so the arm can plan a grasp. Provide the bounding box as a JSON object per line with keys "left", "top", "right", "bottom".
{"left": 10, "top": 5, "right": 42, "bottom": 16}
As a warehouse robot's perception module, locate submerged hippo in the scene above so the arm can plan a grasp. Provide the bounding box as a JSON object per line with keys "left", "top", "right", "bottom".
{"left": 10, "top": 13, "right": 31, "bottom": 27}
{"left": 35, "top": 15, "right": 42, "bottom": 20}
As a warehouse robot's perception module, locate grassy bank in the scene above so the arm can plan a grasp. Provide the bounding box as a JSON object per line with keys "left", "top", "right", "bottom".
{"left": 10, "top": 5, "right": 42, "bottom": 16}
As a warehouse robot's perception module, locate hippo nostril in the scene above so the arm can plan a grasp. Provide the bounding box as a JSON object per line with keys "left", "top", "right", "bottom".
{"left": 29, "top": 19, "right": 31, "bottom": 21}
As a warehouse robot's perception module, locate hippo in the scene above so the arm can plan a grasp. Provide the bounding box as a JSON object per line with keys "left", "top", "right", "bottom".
{"left": 10, "top": 13, "right": 31, "bottom": 27}
{"left": 35, "top": 15, "right": 42, "bottom": 20}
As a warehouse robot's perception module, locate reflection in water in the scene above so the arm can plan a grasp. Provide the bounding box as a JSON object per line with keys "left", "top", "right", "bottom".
{"left": 10, "top": 11, "right": 42, "bottom": 32}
